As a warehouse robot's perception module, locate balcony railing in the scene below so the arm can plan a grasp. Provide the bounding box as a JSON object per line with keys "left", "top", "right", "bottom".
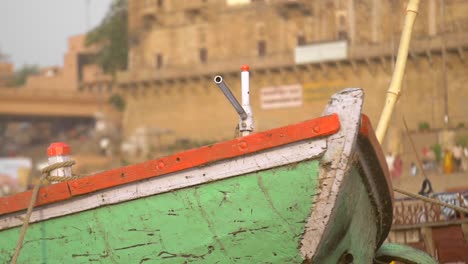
{"left": 393, "top": 191, "right": 468, "bottom": 227}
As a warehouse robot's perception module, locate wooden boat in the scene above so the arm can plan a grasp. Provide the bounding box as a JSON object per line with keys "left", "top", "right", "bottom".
{"left": 1, "top": 88, "right": 407, "bottom": 263}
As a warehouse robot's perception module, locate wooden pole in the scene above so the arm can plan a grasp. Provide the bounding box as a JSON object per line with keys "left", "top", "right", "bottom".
{"left": 375, "top": 0, "right": 420, "bottom": 143}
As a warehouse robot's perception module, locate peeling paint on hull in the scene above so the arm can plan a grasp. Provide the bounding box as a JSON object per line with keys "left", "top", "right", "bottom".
{"left": 1, "top": 161, "right": 319, "bottom": 263}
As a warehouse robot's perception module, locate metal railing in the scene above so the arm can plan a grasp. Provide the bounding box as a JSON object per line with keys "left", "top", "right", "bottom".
{"left": 393, "top": 191, "right": 468, "bottom": 227}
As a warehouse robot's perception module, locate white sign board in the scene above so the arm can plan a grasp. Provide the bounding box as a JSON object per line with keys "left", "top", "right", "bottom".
{"left": 226, "top": 0, "right": 250, "bottom": 5}
{"left": 295, "top": 40, "right": 347, "bottom": 64}
{"left": 260, "top": 84, "right": 303, "bottom": 109}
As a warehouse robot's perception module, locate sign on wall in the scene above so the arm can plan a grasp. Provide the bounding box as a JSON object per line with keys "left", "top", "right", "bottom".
{"left": 295, "top": 40, "right": 348, "bottom": 64}
{"left": 260, "top": 84, "right": 303, "bottom": 109}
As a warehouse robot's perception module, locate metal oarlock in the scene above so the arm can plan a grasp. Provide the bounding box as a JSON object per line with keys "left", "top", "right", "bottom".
{"left": 214, "top": 65, "right": 254, "bottom": 136}
{"left": 214, "top": 76, "right": 248, "bottom": 120}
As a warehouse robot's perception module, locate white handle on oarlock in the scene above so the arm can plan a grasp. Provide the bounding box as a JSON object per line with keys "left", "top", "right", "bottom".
{"left": 240, "top": 65, "right": 253, "bottom": 136}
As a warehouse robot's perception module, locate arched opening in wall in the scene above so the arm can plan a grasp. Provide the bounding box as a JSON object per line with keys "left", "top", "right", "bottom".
{"left": 336, "top": 11, "right": 348, "bottom": 40}
{"left": 258, "top": 40, "right": 267, "bottom": 57}
{"left": 77, "top": 53, "right": 97, "bottom": 82}
{"left": 338, "top": 30, "right": 348, "bottom": 40}
{"left": 155, "top": 53, "right": 163, "bottom": 69}
{"left": 297, "top": 33, "right": 306, "bottom": 46}
{"left": 142, "top": 14, "right": 156, "bottom": 31}
{"left": 157, "top": 0, "right": 164, "bottom": 8}
{"left": 199, "top": 48, "right": 208, "bottom": 64}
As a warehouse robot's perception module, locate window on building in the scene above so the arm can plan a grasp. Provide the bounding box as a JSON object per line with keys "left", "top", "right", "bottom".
{"left": 336, "top": 13, "right": 348, "bottom": 40}
{"left": 143, "top": 15, "right": 156, "bottom": 31}
{"left": 297, "top": 35, "right": 306, "bottom": 46}
{"left": 199, "top": 48, "right": 208, "bottom": 64}
{"left": 155, "top": 54, "right": 163, "bottom": 69}
{"left": 258, "top": 41, "right": 266, "bottom": 57}
{"left": 338, "top": 31, "right": 348, "bottom": 40}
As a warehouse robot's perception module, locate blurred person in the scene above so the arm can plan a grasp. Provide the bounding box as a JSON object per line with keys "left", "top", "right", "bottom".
{"left": 100, "top": 137, "right": 110, "bottom": 156}
{"left": 410, "top": 162, "right": 418, "bottom": 176}
{"left": 462, "top": 146, "right": 468, "bottom": 172}
{"left": 385, "top": 152, "right": 395, "bottom": 175}
{"left": 0, "top": 174, "right": 19, "bottom": 197}
{"left": 422, "top": 147, "right": 436, "bottom": 171}
{"left": 443, "top": 149, "right": 454, "bottom": 174}
{"left": 392, "top": 155, "right": 402, "bottom": 178}
{"left": 452, "top": 144, "right": 462, "bottom": 172}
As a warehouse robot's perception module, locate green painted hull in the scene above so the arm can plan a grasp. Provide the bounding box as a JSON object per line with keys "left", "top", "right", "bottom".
{"left": 2, "top": 160, "right": 323, "bottom": 263}
{"left": 313, "top": 166, "right": 380, "bottom": 263}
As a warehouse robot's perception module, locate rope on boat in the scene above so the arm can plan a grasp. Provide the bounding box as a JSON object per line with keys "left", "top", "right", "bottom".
{"left": 393, "top": 187, "right": 468, "bottom": 215}
{"left": 402, "top": 116, "right": 430, "bottom": 181}
{"left": 10, "top": 160, "right": 79, "bottom": 264}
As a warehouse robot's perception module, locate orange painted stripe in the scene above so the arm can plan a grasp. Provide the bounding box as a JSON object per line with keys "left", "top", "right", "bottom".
{"left": 359, "top": 114, "right": 372, "bottom": 137}
{"left": 0, "top": 114, "right": 340, "bottom": 216}
{"left": 0, "top": 182, "right": 70, "bottom": 216}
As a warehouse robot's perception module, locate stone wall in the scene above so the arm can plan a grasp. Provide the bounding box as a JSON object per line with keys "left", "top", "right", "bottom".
{"left": 121, "top": 0, "right": 468, "bottom": 155}
{"left": 121, "top": 52, "right": 467, "bottom": 149}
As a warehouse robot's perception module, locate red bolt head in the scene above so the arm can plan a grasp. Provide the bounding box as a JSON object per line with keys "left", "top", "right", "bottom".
{"left": 241, "top": 65, "right": 250, "bottom": 71}
{"left": 47, "top": 142, "right": 71, "bottom": 157}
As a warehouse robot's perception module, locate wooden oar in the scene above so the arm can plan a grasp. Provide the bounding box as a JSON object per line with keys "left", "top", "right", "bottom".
{"left": 375, "top": 0, "right": 420, "bottom": 143}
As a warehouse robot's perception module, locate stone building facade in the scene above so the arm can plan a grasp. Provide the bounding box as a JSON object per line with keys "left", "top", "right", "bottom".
{"left": 0, "top": 63, "right": 14, "bottom": 87}
{"left": 114, "top": 0, "right": 468, "bottom": 153}
{"left": 22, "top": 35, "right": 113, "bottom": 94}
